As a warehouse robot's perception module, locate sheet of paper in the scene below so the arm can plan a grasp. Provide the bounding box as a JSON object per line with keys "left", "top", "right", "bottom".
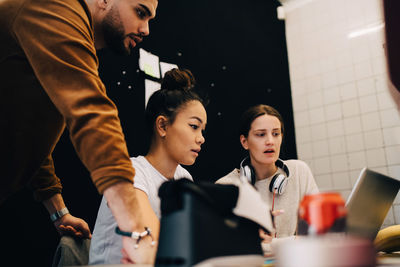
{"left": 160, "top": 61, "right": 179, "bottom": 78}
{"left": 145, "top": 79, "right": 161, "bottom": 108}
{"left": 233, "top": 181, "right": 275, "bottom": 233}
{"left": 139, "top": 48, "right": 160, "bottom": 79}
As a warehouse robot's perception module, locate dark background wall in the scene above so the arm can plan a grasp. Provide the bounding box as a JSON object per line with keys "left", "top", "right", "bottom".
{"left": 142, "top": 0, "right": 296, "bottom": 180}
{"left": 0, "top": 0, "right": 295, "bottom": 266}
{"left": 100, "top": 0, "right": 297, "bottom": 182}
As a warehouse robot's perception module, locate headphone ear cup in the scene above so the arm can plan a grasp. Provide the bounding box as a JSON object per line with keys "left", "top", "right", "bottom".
{"left": 242, "top": 165, "right": 253, "bottom": 184}
{"left": 248, "top": 165, "right": 256, "bottom": 185}
{"left": 269, "top": 173, "right": 288, "bottom": 195}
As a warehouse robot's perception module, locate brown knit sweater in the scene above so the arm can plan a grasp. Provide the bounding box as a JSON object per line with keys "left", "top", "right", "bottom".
{"left": 0, "top": 0, "right": 135, "bottom": 203}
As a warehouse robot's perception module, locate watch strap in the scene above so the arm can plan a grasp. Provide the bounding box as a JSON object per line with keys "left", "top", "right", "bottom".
{"left": 50, "top": 207, "right": 69, "bottom": 222}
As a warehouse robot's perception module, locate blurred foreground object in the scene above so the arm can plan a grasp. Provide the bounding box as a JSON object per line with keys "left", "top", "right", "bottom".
{"left": 275, "top": 234, "right": 376, "bottom": 267}
{"left": 298, "top": 192, "right": 346, "bottom": 235}
{"left": 375, "top": 225, "right": 400, "bottom": 253}
{"left": 277, "top": 192, "right": 376, "bottom": 266}
{"left": 155, "top": 179, "right": 273, "bottom": 267}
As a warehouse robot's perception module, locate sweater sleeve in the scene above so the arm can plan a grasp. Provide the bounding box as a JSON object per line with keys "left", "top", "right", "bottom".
{"left": 29, "top": 155, "right": 63, "bottom": 202}
{"left": 12, "top": 0, "right": 135, "bottom": 194}
{"left": 215, "top": 169, "right": 242, "bottom": 186}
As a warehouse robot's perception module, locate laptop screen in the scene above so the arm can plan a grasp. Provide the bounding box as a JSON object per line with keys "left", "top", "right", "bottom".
{"left": 345, "top": 168, "right": 400, "bottom": 240}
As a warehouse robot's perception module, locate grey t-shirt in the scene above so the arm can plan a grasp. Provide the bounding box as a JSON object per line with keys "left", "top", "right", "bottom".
{"left": 89, "top": 156, "right": 192, "bottom": 265}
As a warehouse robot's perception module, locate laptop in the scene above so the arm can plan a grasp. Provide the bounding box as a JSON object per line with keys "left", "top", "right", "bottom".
{"left": 345, "top": 167, "right": 400, "bottom": 240}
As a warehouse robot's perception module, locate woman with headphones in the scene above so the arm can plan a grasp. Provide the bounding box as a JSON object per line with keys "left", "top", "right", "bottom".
{"left": 89, "top": 68, "right": 207, "bottom": 264}
{"left": 216, "top": 104, "right": 318, "bottom": 247}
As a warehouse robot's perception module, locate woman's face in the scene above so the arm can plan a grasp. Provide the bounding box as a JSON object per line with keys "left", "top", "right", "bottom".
{"left": 241, "top": 114, "right": 282, "bottom": 167}
{"left": 164, "top": 100, "right": 207, "bottom": 166}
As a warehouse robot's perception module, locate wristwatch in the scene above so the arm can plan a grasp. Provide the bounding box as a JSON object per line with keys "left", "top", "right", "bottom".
{"left": 50, "top": 207, "right": 69, "bottom": 222}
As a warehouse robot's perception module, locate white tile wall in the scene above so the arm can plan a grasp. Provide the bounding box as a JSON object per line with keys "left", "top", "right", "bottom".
{"left": 325, "top": 103, "right": 343, "bottom": 121}
{"left": 340, "top": 82, "right": 357, "bottom": 101}
{"left": 311, "top": 123, "right": 328, "bottom": 141}
{"left": 328, "top": 136, "right": 347, "bottom": 155}
{"left": 357, "top": 78, "right": 375, "bottom": 97}
{"left": 345, "top": 133, "right": 364, "bottom": 152}
{"left": 380, "top": 108, "right": 400, "bottom": 128}
{"left": 386, "top": 146, "right": 400, "bottom": 165}
{"left": 332, "top": 171, "right": 350, "bottom": 190}
{"left": 343, "top": 116, "right": 362, "bottom": 135}
{"left": 284, "top": 0, "right": 400, "bottom": 225}
{"left": 342, "top": 99, "right": 360, "bottom": 118}
{"left": 383, "top": 126, "right": 400, "bottom": 146}
{"left": 363, "top": 129, "right": 384, "bottom": 149}
{"left": 361, "top": 112, "right": 381, "bottom": 131}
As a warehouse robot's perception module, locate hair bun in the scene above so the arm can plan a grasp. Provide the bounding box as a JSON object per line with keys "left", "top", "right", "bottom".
{"left": 161, "top": 68, "right": 196, "bottom": 91}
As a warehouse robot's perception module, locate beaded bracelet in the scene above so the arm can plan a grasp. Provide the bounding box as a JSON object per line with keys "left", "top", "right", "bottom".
{"left": 115, "top": 226, "right": 157, "bottom": 249}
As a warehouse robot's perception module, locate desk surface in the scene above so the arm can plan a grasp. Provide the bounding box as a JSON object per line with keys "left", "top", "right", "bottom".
{"left": 377, "top": 252, "right": 400, "bottom": 266}
{"left": 79, "top": 253, "right": 400, "bottom": 267}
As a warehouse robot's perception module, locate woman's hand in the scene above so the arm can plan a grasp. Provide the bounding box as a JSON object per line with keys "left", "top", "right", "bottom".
{"left": 259, "top": 229, "right": 273, "bottom": 243}
{"left": 259, "top": 209, "right": 285, "bottom": 243}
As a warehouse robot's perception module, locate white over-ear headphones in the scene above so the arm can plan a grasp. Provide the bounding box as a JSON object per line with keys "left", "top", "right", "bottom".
{"left": 239, "top": 157, "right": 290, "bottom": 195}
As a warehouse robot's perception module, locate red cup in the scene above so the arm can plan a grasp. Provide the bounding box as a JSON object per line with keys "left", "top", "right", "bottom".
{"left": 297, "top": 192, "right": 347, "bottom": 235}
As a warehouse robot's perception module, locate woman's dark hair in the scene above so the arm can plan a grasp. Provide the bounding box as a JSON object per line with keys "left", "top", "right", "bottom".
{"left": 144, "top": 68, "right": 206, "bottom": 150}
{"left": 239, "top": 104, "right": 285, "bottom": 138}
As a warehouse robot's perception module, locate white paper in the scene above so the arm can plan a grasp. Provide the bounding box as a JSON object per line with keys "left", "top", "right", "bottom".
{"left": 233, "top": 180, "right": 275, "bottom": 234}
{"left": 160, "top": 61, "right": 179, "bottom": 78}
{"left": 139, "top": 48, "right": 160, "bottom": 79}
{"left": 145, "top": 79, "right": 161, "bottom": 108}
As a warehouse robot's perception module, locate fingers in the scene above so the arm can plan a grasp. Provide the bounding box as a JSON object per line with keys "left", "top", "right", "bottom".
{"left": 75, "top": 220, "right": 92, "bottom": 239}
{"left": 58, "top": 224, "right": 84, "bottom": 238}
{"left": 259, "top": 229, "right": 269, "bottom": 238}
{"left": 259, "top": 229, "right": 273, "bottom": 243}
{"left": 272, "top": 209, "right": 284, "bottom": 217}
{"left": 59, "top": 224, "right": 76, "bottom": 233}
{"left": 57, "top": 215, "right": 92, "bottom": 239}
{"left": 121, "top": 248, "right": 135, "bottom": 264}
{"left": 122, "top": 236, "right": 156, "bottom": 264}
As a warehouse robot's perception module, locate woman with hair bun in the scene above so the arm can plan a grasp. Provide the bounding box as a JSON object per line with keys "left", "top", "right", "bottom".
{"left": 89, "top": 68, "right": 207, "bottom": 264}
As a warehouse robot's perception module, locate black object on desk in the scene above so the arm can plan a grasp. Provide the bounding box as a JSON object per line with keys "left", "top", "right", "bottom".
{"left": 155, "top": 178, "right": 263, "bottom": 267}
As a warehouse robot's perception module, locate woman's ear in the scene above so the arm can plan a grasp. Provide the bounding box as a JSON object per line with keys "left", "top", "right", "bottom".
{"left": 155, "top": 115, "right": 168, "bottom": 138}
{"left": 240, "top": 135, "right": 249, "bottom": 150}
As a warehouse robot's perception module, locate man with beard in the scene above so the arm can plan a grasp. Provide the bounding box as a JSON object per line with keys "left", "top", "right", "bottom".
{"left": 0, "top": 0, "right": 158, "bottom": 263}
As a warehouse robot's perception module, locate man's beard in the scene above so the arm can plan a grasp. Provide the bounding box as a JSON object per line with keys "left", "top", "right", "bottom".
{"left": 101, "top": 6, "right": 132, "bottom": 55}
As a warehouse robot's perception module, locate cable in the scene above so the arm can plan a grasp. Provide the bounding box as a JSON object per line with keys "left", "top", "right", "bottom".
{"left": 272, "top": 189, "right": 277, "bottom": 238}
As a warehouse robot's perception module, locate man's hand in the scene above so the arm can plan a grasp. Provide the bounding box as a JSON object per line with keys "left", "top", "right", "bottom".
{"left": 54, "top": 213, "right": 92, "bottom": 239}
{"left": 42, "top": 193, "right": 91, "bottom": 239}
{"left": 104, "top": 182, "right": 159, "bottom": 264}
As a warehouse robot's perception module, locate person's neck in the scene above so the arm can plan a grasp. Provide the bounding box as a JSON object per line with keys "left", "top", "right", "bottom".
{"left": 252, "top": 162, "right": 277, "bottom": 182}
{"left": 145, "top": 147, "right": 178, "bottom": 179}
{"left": 85, "top": 0, "right": 106, "bottom": 50}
